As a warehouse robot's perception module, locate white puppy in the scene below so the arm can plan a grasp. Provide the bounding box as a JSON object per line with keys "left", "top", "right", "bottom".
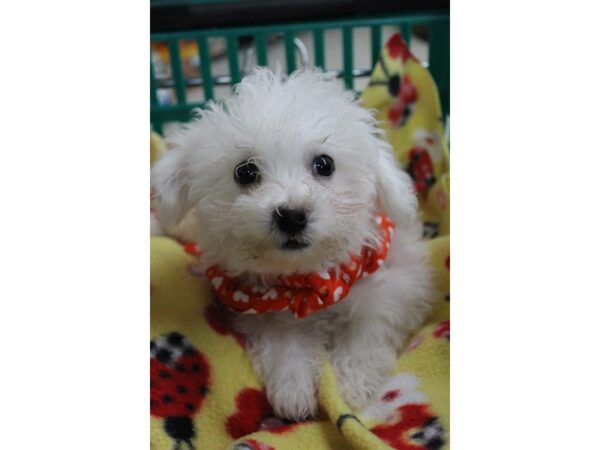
{"left": 151, "top": 68, "right": 434, "bottom": 420}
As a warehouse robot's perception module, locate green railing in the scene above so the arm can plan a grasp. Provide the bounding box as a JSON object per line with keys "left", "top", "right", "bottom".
{"left": 151, "top": 12, "right": 449, "bottom": 134}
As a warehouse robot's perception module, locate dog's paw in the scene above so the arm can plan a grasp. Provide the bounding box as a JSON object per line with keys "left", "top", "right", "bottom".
{"left": 269, "top": 387, "right": 318, "bottom": 421}
{"left": 265, "top": 371, "right": 318, "bottom": 421}
{"left": 333, "top": 349, "right": 396, "bottom": 411}
{"left": 336, "top": 365, "right": 383, "bottom": 411}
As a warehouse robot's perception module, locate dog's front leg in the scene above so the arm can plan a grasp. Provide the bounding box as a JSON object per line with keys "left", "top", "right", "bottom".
{"left": 234, "top": 313, "right": 327, "bottom": 421}
{"left": 330, "top": 308, "right": 404, "bottom": 411}
{"left": 331, "top": 238, "right": 434, "bottom": 411}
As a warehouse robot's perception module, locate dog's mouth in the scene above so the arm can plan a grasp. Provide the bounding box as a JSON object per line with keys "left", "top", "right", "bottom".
{"left": 282, "top": 239, "right": 310, "bottom": 251}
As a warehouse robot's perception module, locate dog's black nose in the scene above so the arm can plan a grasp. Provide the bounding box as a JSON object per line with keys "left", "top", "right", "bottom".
{"left": 273, "top": 207, "right": 307, "bottom": 235}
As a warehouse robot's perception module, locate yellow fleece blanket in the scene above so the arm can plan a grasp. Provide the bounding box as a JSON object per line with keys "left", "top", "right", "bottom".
{"left": 151, "top": 32, "right": 449, "bottom": 450}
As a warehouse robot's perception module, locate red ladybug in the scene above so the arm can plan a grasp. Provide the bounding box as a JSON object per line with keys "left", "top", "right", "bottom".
{"left": 387, "top": 74, "right": 418, "bottom": 127}
{"left": 384, "top": 33, "right": 418, "bottom": 127}
{"left": 151, "top": 332, "right": 211, "bottom": 450}
{"left": 407, "top": 147, "right": 436, "bottom": 196}
{"left": 368, "top": 33, "right": 419, "bottom": 128}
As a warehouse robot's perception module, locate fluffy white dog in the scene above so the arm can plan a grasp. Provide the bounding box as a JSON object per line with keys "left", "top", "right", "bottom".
{"left": 151, "top": 68, "right": 434, "bottom": 420}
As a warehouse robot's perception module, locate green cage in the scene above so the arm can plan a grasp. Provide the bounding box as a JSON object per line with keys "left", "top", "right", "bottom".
{"left": 150, "top": 11, "right": 449, "bottom": 134}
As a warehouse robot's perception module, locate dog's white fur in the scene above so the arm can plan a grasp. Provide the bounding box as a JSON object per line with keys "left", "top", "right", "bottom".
{"left": 152, "top": 68, "right": 434, "bottom": 420}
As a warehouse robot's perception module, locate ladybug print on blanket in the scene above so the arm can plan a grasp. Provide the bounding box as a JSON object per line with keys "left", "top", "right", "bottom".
{"left": 368, "top": 33, "right": 419, "bottom": 128}
{"left": 370, "top": 404, "right": 445, "bottom": 450}
{"left": 151, "top": 332, "right": 211, "bottom": 450}
{"left": 361, "top": 373, "right": 446, "bottom": 450}
{"left": 385, "top": 33, "right": 418, "bottom": 127}
{"left": 387, "top": 74, "right": 418, "bottom": 127}
{"left": 407, "top": 147, "right": 436, "bottom": 196}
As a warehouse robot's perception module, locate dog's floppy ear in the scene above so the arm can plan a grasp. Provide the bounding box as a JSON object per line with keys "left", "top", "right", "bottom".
{"left": 375, "top": 141, "right": 418, "bottom": 228}
{"left": 151, "top": 148, "right": 193, "bottom": 228}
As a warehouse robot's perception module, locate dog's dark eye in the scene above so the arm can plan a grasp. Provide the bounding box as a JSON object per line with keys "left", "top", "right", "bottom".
{"left": 234, "top": 161, "right": 260, "bottom": 185}
{"left": 313, "top": 154, "right": 335, "bottom": 177}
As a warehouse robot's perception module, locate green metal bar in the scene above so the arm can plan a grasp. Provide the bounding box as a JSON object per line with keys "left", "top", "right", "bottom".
{"left": 197, "top": 36, "right": 214, "bottom": 101}
{"left": 150, "top": 12, "right": 449, "bottom": 128}
{"left": 151, "top": 103, "right": 205, "bottom": 125}
{"left": 150, "top": 57, "right": 158, "bottom": 107}
{"left": 401, "top": 23, "right": 412, "bottom": 46}
{"left": 428, "top": 21, "right": 450, "bottom": 117}
{"left": 153, "top": 121, "right": 164, "bottom": 135}
{"left": 152, "top": 103, "right": 205, "bottom": 114}
{"left": 284, "top": 31, "right": 296, "bottom": 73}
{"left": 342, "top": 27, "right": 353, "bottom": 90}
{"left": 370, "top": 25, "right": 381, "bottom": 68}
{"left": 313, "top": 29, "right": 325, "bottom": 70}
{"left": 151, "top": 12, "right": 448, "bottom": 41}
{"left": 226, "top": 35, "right": 241, "bottom": 88}
{"left": 167, "top": 39, "right": 186, "bottom": 105}
{"left": 255, "top": 32, "right": 268, "bottom": 67}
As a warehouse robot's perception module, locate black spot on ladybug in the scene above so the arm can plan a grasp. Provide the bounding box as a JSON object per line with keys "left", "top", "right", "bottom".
{"left": 183, "top": 347, "right": 196, "bottom": 356}
{"left": 164, "top": 416, "right": 196, "bottom": 445}
{"left": 427, "top": 437, "right": 444, "bottom": 450}
{"left": 162, "top": 394, "right": 173, "bottom": 404}
{"left": 411, "top": 416, "right": 445, "bottom": 450}
{"left": 388, "top": 75, "right": 400, "bottom": 97}
{"left": 191, "top": 363, "right": 201, "bottom": 373}
{"left": 177, "top": 385, "right": 188, "bottom": 394}
{"left": 155, "top": 348, "right": 173, "bottom": 365}
{"left": 198, "top": 385, "right": 208, "bottom": 396}
{"left": 176, "top": 363, "right": 186, "bottom": 373}
{"left": 159, "top": 370, "right": 171, "bottom": 379}
{"left": 167, "top": 332, "right": 185, "bottom": 347}
{"left": 185, "top": 402, "right": 195, "bottom": 412}
{"left": 423, "top": 222, "right": 440, "bottom": 239}
{"left": 407, "top": 147, "right": 436, "bottom": 196}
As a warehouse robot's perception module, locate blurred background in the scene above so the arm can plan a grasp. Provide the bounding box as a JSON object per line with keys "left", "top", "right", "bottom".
{"left": 150, "top": 0, "right": 449, "bottom": 137}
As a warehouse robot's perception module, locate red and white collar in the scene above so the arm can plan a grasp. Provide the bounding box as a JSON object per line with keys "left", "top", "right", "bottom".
{"left": 200, "top": 214, "right": 395, "bottom": 319}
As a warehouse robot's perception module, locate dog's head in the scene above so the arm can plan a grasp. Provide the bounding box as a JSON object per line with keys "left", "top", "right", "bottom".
{"left": 152, "top": 68, "right": 418, "bottom": 276}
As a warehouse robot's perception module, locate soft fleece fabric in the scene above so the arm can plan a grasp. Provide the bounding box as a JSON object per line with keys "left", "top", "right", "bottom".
{"left": 151, "top": 32, "right": 450, "bottom": 450}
